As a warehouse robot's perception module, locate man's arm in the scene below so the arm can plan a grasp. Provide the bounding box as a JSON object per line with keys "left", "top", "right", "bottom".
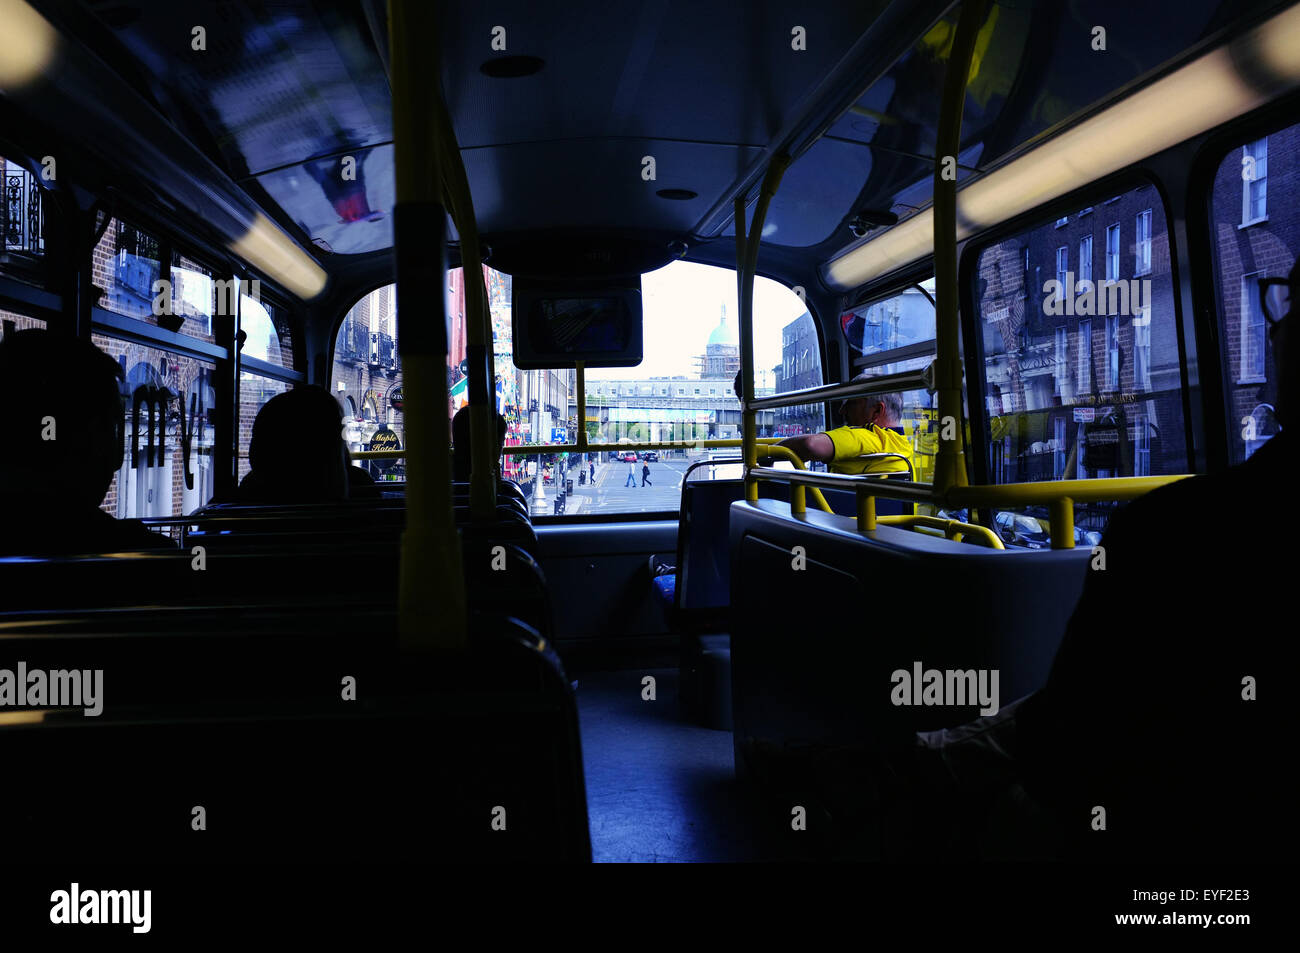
{"left": 774, "top": 432, "right": 835, "bottom": 464}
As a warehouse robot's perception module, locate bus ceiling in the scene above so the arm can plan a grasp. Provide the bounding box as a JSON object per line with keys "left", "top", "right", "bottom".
{"left": 5, "top": 0, "right": 1296, "bottom": 301}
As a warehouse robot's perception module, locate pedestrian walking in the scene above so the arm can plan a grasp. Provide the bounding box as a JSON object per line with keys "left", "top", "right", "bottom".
{"left": 641, "top": 461, "right": 652, "bottom": 487}
{"left": 625, "top": 460, "right": 636, "bottom": 487}
{"left": 590, "top": 461, "right": 595, "bottom": 483}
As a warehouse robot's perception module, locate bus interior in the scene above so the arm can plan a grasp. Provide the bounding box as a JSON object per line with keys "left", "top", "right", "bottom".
{"left": 0, "top": 0, "right": 1294, "bottom": 919}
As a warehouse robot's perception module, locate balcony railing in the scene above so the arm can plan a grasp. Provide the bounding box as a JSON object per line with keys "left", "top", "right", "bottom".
{"left": 2, "top": 170, "right": 44, "bottom": 255}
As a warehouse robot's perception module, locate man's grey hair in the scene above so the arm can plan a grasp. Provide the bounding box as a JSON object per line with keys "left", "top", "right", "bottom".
{"left": 848, "top": 373, "right": 904, "bottom": 423}
{"left": 876, "top": 391, "right": 904, "bottom": 423}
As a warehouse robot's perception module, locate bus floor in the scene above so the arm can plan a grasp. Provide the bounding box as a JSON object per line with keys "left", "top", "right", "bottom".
{"left": 573, "top": 666, "right": 835, "bottom": 863}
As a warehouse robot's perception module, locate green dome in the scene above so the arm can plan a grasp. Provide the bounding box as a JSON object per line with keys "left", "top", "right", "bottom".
{"left": 707, "top": 312, "right": 736, "bottom": 348}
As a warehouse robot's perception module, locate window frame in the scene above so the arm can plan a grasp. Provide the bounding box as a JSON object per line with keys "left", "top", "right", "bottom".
{"left": 1105, "top": 223, "right": 1121, "bottom": 280}
{"left": 1105, "top": 314, "right": 1120, "bottom": 391}
{"left": 1240, "top": 138, "right": 1268, "bottom": 227}
{"left": 1135, "top": 209, "right": 1153, "bottom": 276}
{"left": 1238, "top": 271, "right": 1267, "bottom": 384}
{"left": 1077, "top": 318, "right": 1092, "bottom": 394}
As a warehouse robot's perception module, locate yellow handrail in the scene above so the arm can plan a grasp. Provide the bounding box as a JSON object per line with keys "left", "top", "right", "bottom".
{"left": 875, "top": 514, "right": 1004, "bottom": 550}
{"left": 756, "top": 444, "right": 833, "bottom": 514}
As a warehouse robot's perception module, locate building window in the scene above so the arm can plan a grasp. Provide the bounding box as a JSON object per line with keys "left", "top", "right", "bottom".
{"left": 1077, "top": 319, "right": 1092, "bottom": 394}
{"left": 1105, "top": 224, "right": 1120, "bottom": 281}
{"left": 1055, "top": 246, "right": 1068, "bottom": 300}
{"left": 1242, "top": 138, "right": 1268, "bottom": 224}
{"left": 1054, "top": 327, "right": 1068, "bottom": 396}
{"left": 1134, "top": 410, "right": 1151, "bottom": 477}
{"left": 1054, "top": 416, "right": 1066, "bottom": 479}
{"left": 1240, "top": 272, "right": 1267, "bottom": 381}
{"left": 1079, "top": 206, "right": 1094, "bottom": 216}
{"left": 1078, "top": 235, "right": 1093, "bottom": 289}
{"left": 1054, "top": 216, "right": 1069, "bottom": 228}
{"left": 1134, "top": 310, "right": 1151, "bottom": 392}
{"left": 1135, "top": 209, "right": 1152, "bottom": 276}
{"left": 694, "top": 388, "right": 700, "bottom": 395}
{"left": 1105, "top": 315, "right": 1119, "bottom": 390}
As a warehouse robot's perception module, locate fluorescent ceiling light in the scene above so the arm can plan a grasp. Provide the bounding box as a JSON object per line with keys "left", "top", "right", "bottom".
{"left": 824, "top": 2, "right": 1300, "bottom": 291}
{"left": 0, "top": 0, "right": 59, "bottom": 89}
{"left": 229, "top": 213, "right": 329, "bottom": 300}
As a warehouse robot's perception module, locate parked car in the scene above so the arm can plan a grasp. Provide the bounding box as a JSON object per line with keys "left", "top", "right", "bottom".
{"left": 643, "top": 450, "right": 659, "bottom": 462}
{"left": 994, "top": 511, "right": 1104, "bottom": 549}
{"left": 621, "top": 451, "right": 638, "bottom": 463}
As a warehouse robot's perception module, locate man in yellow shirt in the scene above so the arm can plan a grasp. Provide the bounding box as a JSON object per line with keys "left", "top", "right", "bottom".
{"left": 773, "top": 385, "right": 913, "bottom": 477}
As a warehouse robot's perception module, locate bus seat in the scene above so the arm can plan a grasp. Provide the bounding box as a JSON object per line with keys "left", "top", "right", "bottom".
{"left": 728, "top": 498, "right": 1091, "bottom": 781}
{"left": 662, "top": 478, "right": 791, "bottom": 729}
{"left": 0, "top": 610, "right": 590, "bottom": 861}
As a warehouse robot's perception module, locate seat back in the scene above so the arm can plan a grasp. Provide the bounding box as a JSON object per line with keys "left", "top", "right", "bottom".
{"left": 0, "top": 609, "right": 590, "bottom": 861}
{"left": 729, "top": 499, "right": 1091, "bottom": 773}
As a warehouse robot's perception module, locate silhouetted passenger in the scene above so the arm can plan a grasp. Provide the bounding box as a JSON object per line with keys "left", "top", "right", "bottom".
{"left": 348, "top": 462, "right": 380, "bottom": 499}
{"left": 237, "top": 386, "right": 351, "bottom": 503}
{"left": 0, "top": 330, "right": 174, "bottom": 554}
{"left": 451, "top": 405, "right": 506, "bottom": 483}
{"left": 905, "top": 263, "right": 1298, "bottom": 862}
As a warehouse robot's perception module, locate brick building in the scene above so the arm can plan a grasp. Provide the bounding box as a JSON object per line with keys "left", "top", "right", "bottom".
{"left": 775, "top": 310, "right": 821, "bottom": 435}
{"left": 976, "top": 182, "right": 1186, "bottom": 484}
{"left": 1209, "top": 122, "right": 1299, "bottom": 464}
{"left": 331, "top": 283, "right": 404, "bottom": 480}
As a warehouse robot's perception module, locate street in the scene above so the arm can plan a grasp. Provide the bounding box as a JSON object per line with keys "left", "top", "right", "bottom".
{"left": 526, "top": 457, "right": 695, "bottom": 516}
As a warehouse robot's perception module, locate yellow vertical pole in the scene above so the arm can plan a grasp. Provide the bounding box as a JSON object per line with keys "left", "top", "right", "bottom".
{"left": 735, "top": 196, "right": 756, "bottom": 503}
{"left": 857, "top": 490, "right": 877, "bottom": 533}
{"left": 390, "top": 0, "right": 466, "bottom": 650}
{"left": 431, "top": 95, "right": 496, "bottom": 522}
{"left": 1050, "top": 496, "right": 1075, "bottom": 549}
{"left": 931, "top": 0, "right": 989, "bottom": 496}
{"left": 737, "top": 155, "right": 791, "bottom": 504}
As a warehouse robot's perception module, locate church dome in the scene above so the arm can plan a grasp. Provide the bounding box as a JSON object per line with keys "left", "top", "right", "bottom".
{"left": 707, "top": 307, "right": 737, "bottom": 348}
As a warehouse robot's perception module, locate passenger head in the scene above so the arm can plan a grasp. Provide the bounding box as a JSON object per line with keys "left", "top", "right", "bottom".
{"left": 246, "top": 385, "right": 350, "bottom": 502}
{"left": 841, "top": 377, "right": 903, "bottom": 429}
{"left": 451, "top": 405, "right": 507, "bottom": 482}
{"left": 0, "top": 330, "right": 125, "bottom": 508}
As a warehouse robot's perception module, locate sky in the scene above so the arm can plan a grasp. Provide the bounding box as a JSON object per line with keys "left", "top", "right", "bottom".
{"left": 590, "top": 259, "right": 810, "bottom": 381}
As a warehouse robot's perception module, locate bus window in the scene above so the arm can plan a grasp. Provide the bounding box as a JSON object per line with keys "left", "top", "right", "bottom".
{"left": 167, "top": 252, "right": 220, "bottom": 344}
{"left": 844, "top": 278, "right": 938, "bottom": 483}
{"left": 338, "top": 262, "right": 815, "bottom": 511}
{"left": 95, "top": 219, "right": 161, "bottom": 323}
{"left": 91, "top": 335, "right": 216, "bottom": 519}
{"left": 333, "top": 284, "right": 404, "bottom": 482}
{"left": 240, "top": 292, "right": 293, "bottom": 370}
{"left": 973, "top": 183, "right": 1186, "bottom": 542}
{"left": 578, "top": 260, "right": 815, "bottom": 510}
{"left": 1209, "top": 121, "right": 1298, "bottom": 464}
